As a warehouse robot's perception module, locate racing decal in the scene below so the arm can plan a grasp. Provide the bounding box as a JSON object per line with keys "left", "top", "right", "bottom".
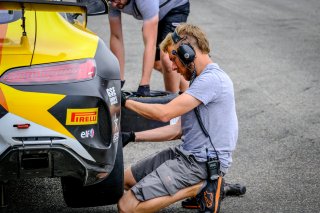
{"left": 112, "top": 114, "right": 120, "bottom": 143}
{"left": 113, "top": 114, "right": 119, "bottom": 132}
{"left": 80, "top": 128, "right": 95, "bottom": 139}
{"left": 113, "top": 131, "right": 119, "bottom": 143}
{"left": 66, "top": 108, "right": 98, "bottom": 125}
{"left": 0, "top": 24, "right": 8, "bottom": 65}
{"left": 106, "top": 86, "right": 118, "bottom": 105}
{"left": 0, "top": 84, "right": 73, "bottom": 138}
{"left": 48, "top": 96, "right": 112, "bottom": 145}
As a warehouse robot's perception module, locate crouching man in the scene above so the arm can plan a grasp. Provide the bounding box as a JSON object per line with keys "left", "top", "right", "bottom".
{"left": 118, "top": 23, "right": 239, "bottom": 213}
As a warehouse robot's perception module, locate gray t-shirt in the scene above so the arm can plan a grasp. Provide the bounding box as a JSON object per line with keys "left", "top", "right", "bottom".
{"left": 108, "top": 0, "right": 188, "bottom": 20}
{"left": 179, "top": 63, "right": 238, "bottom": 173}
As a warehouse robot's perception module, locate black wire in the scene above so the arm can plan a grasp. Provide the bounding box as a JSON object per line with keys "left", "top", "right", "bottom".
{"left": 194, "top": 107, "right": 219, "bottom": 161}
{"left": 190, "top": 68, "right": 220, "bottom": 161}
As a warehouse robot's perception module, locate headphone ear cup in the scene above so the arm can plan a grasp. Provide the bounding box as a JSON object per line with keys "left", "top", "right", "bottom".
{"left": 177, "top": 43, "right": 196, "bottom": 66}
{"left": 172, "top": 30, "right": 182, "bottom": 43}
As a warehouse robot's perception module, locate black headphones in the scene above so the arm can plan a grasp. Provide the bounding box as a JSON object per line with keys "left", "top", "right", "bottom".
{"left": 171, "top": 30, "right": 196, "bottom": 66}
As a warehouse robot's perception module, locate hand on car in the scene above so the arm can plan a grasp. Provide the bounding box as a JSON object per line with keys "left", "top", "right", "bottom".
{"left": 121, "top": 131, "right": 136, "bottom": 147}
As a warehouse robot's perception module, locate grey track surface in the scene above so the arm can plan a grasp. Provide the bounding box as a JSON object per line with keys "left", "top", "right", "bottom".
{"left": 4, "top": 0, "right": 320, "bottom": 212}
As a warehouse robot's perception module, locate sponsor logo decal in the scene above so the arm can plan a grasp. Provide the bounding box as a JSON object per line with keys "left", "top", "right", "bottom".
{"left": 66, "top": 108, "right": 98, "bottom": 125}
{"left": 113, "top": 131, "right": 119, "bottom": 143}
{"left": 106, "top": 87, "right": 118, "bottom": 105}
{"left": 112, "top": 114, "right": 119, "bottom": 143}
{"left": 113, "top": 114, "right": 119, "bottom": 132}
{"left": 81, "top": 128, "right": 95, "bottom": 139}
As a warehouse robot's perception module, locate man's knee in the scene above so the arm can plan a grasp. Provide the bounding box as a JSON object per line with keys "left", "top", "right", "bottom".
{"left": 124, "top": 167, "right": 137, "bottom": 190}
{"left": 161, "top": 57, "right": 172, "bottom": 73}
{"left": 118, "top": 190, "right": 139, "bottom": 213}
{"left": 153, "top": 61, "right": 163, "bottom": 72}
{"left": 117, "top": 197, "right": 128, "bottom": 213}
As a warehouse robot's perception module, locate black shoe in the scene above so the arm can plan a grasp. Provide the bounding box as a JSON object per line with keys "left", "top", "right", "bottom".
{"left": 196, "top": 177, "right": 224, "bottom": 213}
{"left": 136, "top": 85, "right": 150, "bottom": 96}
{"left": 181, "top": 182, "right": 246, "bottom": 210}
{"left": 181, "top": 197, "right": 199, "bottom": 209}
{"left": 224, "top": 183, "right": 246, "bottom": 196}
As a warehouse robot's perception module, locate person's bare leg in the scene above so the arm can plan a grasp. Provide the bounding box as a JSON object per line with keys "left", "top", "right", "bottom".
{"left": 118, "top": 181, "right": 205, "bottom": 213}
{"left": 124, "top": 167, "right": 137, "bottom": 190}
{"left": 160, "top": 50, "right": 181, "bottom": 93}
{"left": 118, "top": 190, "right": 140, "bottom": 213}
{"left": 153, "top": 60, "right": 163, "bottom": 73}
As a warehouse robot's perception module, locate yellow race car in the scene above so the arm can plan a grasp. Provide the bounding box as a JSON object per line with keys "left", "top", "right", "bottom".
{"left": 0, "top": 0, "right": 123, "bottom": 208}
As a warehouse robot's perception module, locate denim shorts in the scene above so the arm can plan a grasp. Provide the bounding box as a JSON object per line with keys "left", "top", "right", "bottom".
{"left": 155, "top": 2, "right": 190, "bottom": 61}
{"left": 130, "top": 146, "right": 207, "bottom": 201}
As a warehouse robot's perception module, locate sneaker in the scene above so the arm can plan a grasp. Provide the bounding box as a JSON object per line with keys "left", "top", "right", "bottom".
{"left": 136, "top": 85, "right": 150, "bottom": 96}
{"left": 181, "top": 182, "right": 246, "bottom": 210}
{"left": 224, "top": 183, "right": 246, "bottom": 196}
{"left": 195, "top": 177, "right": 224, "bottom": 213}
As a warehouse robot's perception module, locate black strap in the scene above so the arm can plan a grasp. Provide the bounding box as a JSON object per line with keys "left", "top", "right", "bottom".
{"left": 189, "top": 70, "right": 219, "bottom": 160}
{"left": 160, "top": 0, "right": 171, "bottom": 8}
{"left": 133, "top": 1, "right": 142, "bottom": 17}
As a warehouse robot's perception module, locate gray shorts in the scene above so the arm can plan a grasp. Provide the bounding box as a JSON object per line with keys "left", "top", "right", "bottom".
{"left": 131, "top": 146, "right": 207, "bottom": 201}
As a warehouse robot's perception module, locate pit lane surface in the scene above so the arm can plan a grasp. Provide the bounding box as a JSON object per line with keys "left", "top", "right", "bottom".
{"left": 4, "top": 0, "right": 320, "bottom": 212}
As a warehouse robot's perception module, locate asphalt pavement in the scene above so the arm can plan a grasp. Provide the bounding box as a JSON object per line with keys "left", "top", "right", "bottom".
{"left": 4, "top": 0, "right": 320, "bottom": 212}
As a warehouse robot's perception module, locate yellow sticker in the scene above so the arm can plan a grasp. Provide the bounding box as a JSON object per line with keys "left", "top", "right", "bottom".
{"left": 66, "top": 108, "right": 98, "bottom": 125}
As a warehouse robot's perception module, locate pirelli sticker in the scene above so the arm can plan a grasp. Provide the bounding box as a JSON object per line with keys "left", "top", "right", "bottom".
{"left": 66, "top": 108, "right": 98, "bottom": 125}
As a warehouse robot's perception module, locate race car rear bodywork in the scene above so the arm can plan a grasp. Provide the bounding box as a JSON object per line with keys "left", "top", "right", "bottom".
{"left": 0, "top": 1, "right": 122, "bottom": 203}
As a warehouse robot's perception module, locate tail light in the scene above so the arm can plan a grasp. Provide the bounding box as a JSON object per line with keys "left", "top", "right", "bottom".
{"left": 0, "top": 59, "right": 96, "bottom": 85}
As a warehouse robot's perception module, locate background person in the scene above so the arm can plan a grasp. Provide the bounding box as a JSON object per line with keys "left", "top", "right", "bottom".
{"left": 118, "top": 23, "right": 239, "bottom": 212}
{"left": 108, "top": 0, "right": 190, "bottom": 96}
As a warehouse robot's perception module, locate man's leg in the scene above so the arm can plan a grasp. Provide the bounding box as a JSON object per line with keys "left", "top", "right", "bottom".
{"left": 124, "top": 167, "right": 137, "bottom": 190}
{"left": 153, "top": 60, "right": 163, "bottom": 73}
{"left": 156, "top": 4, "right": 189, "bottom": 94}
{"left": 118, "top": 181, "right": 204, "bottom": 213}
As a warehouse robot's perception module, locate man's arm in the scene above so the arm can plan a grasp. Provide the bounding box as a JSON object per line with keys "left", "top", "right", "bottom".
{"left": 125, "top": 93, "right": 202, "bottom": 122}
{"left": 139, "top": 15, "right": 159, "bottom": 85}
{"left": 135, "top": 119, "right": 182, "bottom": 142}
{"left": 109, "top": 15, "right": 125, "bottom": 81}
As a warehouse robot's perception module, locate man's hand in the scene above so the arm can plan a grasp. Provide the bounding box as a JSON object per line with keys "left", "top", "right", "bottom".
{"left": 121, "top": 131, "right": 136, "bottom": 147}
{"left": 137, "top": 85, "right": 150, "bottom": 96}
{"left": 121, "top": 91, "right": 127, "bottom": 107}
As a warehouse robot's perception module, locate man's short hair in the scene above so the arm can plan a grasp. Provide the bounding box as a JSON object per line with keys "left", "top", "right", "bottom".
{"left": 160, "top": 23, "right": 210, "bottom": 54}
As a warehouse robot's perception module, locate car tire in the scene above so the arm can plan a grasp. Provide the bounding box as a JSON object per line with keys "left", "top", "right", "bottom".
{"left": 121, "top": 90, "right": 178, "bottom": 132}
{"left": 61, "top": 139, "right": 124, "bottom": 208}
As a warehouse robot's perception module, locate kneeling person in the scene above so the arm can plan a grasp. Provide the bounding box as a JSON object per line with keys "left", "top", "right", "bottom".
{"left": 118, "top": 23, "right": 238, "bottom": 213}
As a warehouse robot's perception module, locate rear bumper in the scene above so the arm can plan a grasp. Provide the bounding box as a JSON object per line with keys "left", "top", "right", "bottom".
{"left": 0, "top": 143, "right": 114, "bottom": 185}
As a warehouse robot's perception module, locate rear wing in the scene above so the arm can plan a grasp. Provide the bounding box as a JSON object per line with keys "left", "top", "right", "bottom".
{"left": 0, "top": 0, "right": 87, "bottom": 13}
